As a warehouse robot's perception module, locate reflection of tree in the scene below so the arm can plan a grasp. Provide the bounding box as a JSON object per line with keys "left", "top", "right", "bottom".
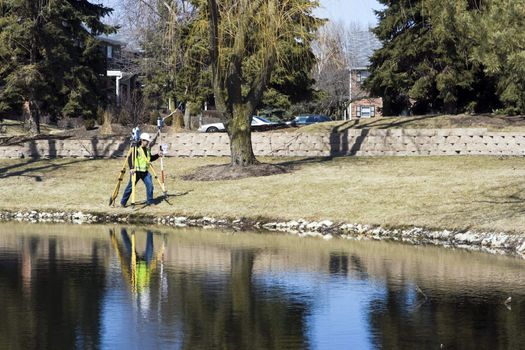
{"left": 367, "top": 278, "right": 525, "bottom": 350}
{"left": 329, "top": 252, "right": 348, "bottom": 276}
{"left": 164, "top": 249, "right": 311, "bottom": 350}
{"left": 0, "top": 236, "right": 107, "bottom": 349}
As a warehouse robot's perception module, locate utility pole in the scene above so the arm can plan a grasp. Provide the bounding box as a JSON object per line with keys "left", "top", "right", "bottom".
{"left": 347, "top": 68, "right": 353, "bottom": 120}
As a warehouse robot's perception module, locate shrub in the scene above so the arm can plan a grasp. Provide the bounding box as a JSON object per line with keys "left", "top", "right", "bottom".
{"left": 84, "top": 118, "right": 96, "bottom": 130}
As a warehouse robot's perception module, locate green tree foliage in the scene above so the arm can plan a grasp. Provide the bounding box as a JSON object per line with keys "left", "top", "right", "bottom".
{"left": 366, "top": 0, "right": 524, "bottom": 115}
{"left": 0, "top": 0, "right": 115, "bottom": 133}
{"left": 130, "top": 0, "right": 317, "bottom": 125}
{"left": 203, "top": 0, "right": 322, "bottom": 166}
{"left": 469, "top": 0, "right": 525, "bottom": 115}
{"left": 258, "top": 35, "right": 317, "bottom": 112}
{"left": 130, "top": 1, "right": 210, "bottom": 113}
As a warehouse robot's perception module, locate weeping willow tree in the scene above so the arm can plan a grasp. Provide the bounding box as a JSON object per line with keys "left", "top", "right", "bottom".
{"left": 204, "top": 0, "right": 321, "bottom": 166}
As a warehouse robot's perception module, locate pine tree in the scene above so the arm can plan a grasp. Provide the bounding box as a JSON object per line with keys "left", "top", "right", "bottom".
{"left": 366, "top": 0, "right": 498, "bottom": 115}
{"left": 0, "top": 0, "right": 115, "bottom": 134}
{"left": 469, "top": 0, "right": 525, "bottom": 115}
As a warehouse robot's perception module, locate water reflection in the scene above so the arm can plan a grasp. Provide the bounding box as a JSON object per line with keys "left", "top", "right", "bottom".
{"left": 0, "top": 223, "right": 525, "bottom": 349}
{"left": 0, "top": 231, "right": 107, "bottom": 349}
{"left": 109, "top": 228, "right": 165, "bottom": 293}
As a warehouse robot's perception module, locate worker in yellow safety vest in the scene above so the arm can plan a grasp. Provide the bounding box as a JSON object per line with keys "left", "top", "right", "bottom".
{"left": 120, "top": 132, "right": 162, "bottom": 207}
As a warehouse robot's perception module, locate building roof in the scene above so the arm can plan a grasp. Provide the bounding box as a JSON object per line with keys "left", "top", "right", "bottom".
{"left": 97, "top": 33, "right": 143, "bottom": 53}
{"left": 347, "top": 30, "right": 381, "bottom": 69}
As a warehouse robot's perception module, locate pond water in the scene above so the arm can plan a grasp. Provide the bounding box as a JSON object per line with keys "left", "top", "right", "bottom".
{"left": 1, "top": 223, "right": 525, "bottom": 350}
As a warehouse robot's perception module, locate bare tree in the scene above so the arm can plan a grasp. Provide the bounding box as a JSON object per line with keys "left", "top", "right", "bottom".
{"left": 312, "top": 21, "right": 381, "bottom": 116}
{"left": 118, "top": 90, "right": 147, "bottom": 126}
{"left": 113, "top": 0, "right": 200, "bottom": 127}
{"left": 312, "top": 21, "right": 349, "bottom": 116}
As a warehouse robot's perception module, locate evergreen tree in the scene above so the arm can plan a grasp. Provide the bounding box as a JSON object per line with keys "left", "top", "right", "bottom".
{"left": 366, "top": 0, "right": 499, "bottom": 115}
{"left": 469, "top": 0, "right": 525, "bottom": 115}
{"left": 0, "top": 0, "right": 115, "bottom": 134}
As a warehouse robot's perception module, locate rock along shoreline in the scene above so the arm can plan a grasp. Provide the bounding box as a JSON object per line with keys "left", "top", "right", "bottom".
{"left": 1, "top": 209, "right": 525, "bottom": 259}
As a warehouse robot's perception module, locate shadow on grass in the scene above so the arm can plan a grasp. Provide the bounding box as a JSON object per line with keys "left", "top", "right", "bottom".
{"left": 276, "top": 156, "right": 335, "bottom": 168}
{"left": 334, "top": 115, "right": 440, "bottom": 133}
{"left": 0, "top": 157, "right": 94, "bottom": 180}
{"left": 475, "top": 185, "right": 525, "bottom": 215}
{"left": 149, "top": 191, "right": 193, "bottom": 206}
{"left": 447, "top": 184, "right": 525, "bottom": 228}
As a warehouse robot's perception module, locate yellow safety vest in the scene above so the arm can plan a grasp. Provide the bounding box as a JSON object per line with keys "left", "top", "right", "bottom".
{"left": 135, "top": 261, "right": 151, "bottom": 290}
{"left": 135, "top": 147, "right": 151, "bottom": 172}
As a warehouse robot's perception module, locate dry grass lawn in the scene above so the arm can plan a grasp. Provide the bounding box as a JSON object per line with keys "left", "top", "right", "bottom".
{"left": 0, "top": 155, "right": 524, "bottom": 233}
{"left": 297, "top": 114, "right": 525, "bottom": 133}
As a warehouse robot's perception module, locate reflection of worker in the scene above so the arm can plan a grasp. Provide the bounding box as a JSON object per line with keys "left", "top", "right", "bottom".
{"left": 110, "top": 228, "right": 164, "bottom": 292}
{"left": 120, "top": 132, "right": 162, "bottom": 207}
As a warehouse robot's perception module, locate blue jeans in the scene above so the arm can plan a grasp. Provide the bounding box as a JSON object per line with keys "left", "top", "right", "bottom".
{"left": 121, "top": 229, "right": 154, "bottom": 265}
{"left": 121, "top": 171, "right": 154, "bottom": 205}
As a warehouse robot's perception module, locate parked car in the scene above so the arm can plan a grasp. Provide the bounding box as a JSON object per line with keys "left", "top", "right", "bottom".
{"left": 251, "top": 116, "right": 288, "bottom": 131}
{"left": 198, "top": 116, "right": 287, "bottom": 133}
{"left": 287, "top": 114, "right": 332, "bottom": 127}
{"left": 197, "top": 121, "right": 225, "bottom": 133}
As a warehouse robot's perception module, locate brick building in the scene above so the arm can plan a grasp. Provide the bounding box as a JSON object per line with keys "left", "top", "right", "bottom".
{"left": 348, "top": 67, "right": 383, "bottom": 119}
{"left": 345, "top": 30, "right": 383, "bottom": 119}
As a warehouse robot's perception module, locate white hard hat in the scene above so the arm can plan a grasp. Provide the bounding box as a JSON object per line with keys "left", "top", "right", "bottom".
{"left": 140, "top": 132, "right": 151, "bottom": 142}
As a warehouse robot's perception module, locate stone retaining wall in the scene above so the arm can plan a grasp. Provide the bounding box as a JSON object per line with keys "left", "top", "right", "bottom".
{"left": 1, "top": 128, "right": 524, "bottom": 158}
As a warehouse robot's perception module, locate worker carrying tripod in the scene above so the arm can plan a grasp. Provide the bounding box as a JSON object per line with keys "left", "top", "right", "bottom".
{"left": 120, "top": 132, "right": 163, "bottom": 207}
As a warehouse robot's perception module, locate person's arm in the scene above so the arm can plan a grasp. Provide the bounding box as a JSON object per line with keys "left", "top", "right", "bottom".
{"left": 149, "top": 130, "right": 160, "bottom": 147}
{"left": 128, "top": 149, "right": 134, "bottom": 169}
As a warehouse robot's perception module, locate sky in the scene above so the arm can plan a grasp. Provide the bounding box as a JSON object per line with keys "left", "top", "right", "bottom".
{"left": 317, "top": 0, "right": 383, "bottom": 27}
{"left": 99, "top": 0, "right": 383, "bottom": 28}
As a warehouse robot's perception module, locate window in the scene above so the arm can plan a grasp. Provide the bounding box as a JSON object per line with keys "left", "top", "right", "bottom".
{"left": 357, "top": 106, "right": 376, "bottom": 118}
{"left": 356, "top": 70, "right": 370, "bottom": 82}
{"left": 107, "top": 45, "right": 113, "bottom": 59}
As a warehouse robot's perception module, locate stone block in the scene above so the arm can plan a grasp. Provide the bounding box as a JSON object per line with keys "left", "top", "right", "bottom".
{"left": 341, "top": 129, "right": 365, "bottom": 137}
{"left": 417, "top": 129, "right": 438, "bottom": 137}
{"left": 386, "top": 129, "right": 403, "bottom": 137}
{"left": 401, "top": 129, "right": 422, "bottom": 136}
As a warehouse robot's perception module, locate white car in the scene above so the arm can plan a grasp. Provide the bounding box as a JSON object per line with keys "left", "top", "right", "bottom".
{"left": 198, "top": 116, "right": 282, "bottom": 133}
{"left": 197, "top": 121, "right": 225, "bottom": 133}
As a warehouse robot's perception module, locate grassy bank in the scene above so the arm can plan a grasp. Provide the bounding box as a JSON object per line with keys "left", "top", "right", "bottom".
{"left": 298, "top": 114, "right": 525, "bottom": 133}
{"left": 1, "top": 156, "right": 524, "bottom": 233}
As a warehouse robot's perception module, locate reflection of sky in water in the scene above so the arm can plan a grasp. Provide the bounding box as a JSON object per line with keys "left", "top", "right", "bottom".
{"left": 99, "top": 265, "right": 387, "bottom": 349}
{"left": 255, "top": 271, "right": 386, "bottom": 349}
{"left": 3, "top": 224, "right": 525, "bottom": 350}
{"left": 100, "top": 268, "right": 187, "bottom": 349}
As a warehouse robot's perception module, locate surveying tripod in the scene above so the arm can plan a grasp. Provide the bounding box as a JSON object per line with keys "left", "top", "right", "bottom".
{"left": 108, "top": 128, "right": 167, "bottom": 208}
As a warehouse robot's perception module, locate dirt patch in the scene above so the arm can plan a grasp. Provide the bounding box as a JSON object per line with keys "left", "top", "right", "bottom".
{"left": 182, "top": 163, "right": 290, "bottom": 181}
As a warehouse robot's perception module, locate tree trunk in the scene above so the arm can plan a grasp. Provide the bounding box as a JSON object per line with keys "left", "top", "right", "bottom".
{"left": 22, "top": 100, "right": 40, "bottom": 136}
{"left": 231, "top": 249, "right": 255, "bottom": 314}
{"left": 100, "top": 109, "right": 113, "bottom": 135}
{"left": 183, "top": 102, "right": 192, "bottom": 130}
{"left": 173, "top": 109, "right": 184, "bottom": 130}
{"left": 227, "top": 105, "right": 258, "bottom": 166}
